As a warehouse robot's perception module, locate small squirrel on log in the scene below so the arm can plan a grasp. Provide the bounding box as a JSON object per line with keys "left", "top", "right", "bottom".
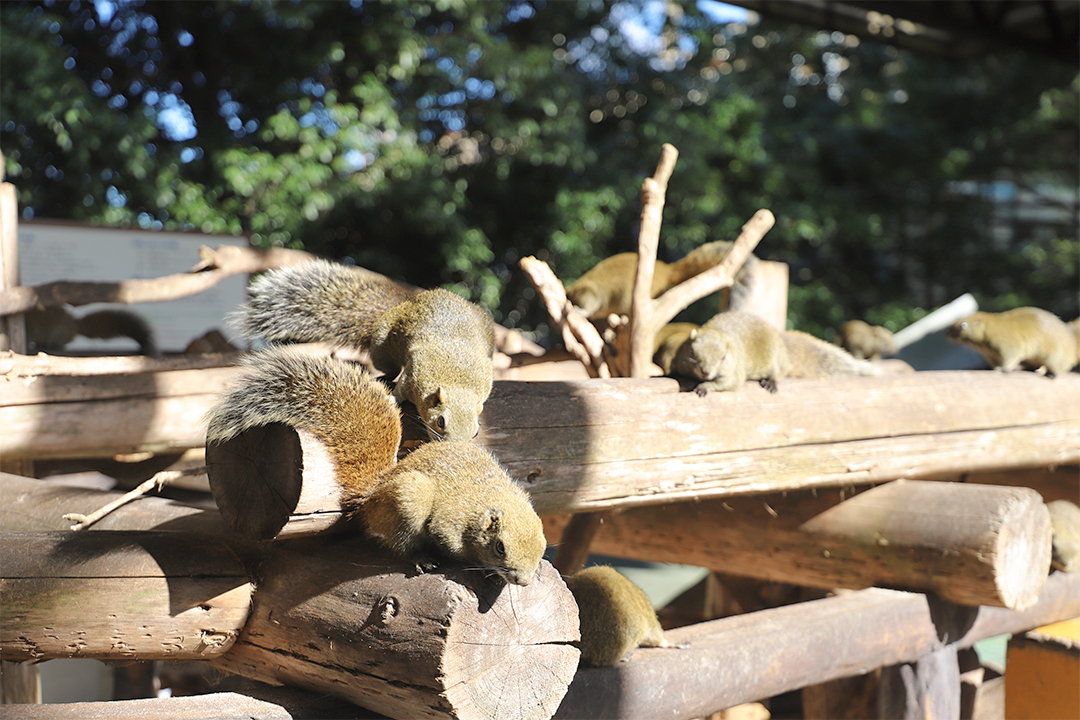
{"left": 655, "top": 311, "right": 789, "bottom": 395}
{"left": 565, "top": 240, "right": 757, "bottom": 319}
{"left": 836, "top": 319, "right": 897, "bottom": 360}
{"left": 240, "top": 260, "right": 496, "bottom": 441}
{"left": 565, "top": 565, "right": 675, "bottom": 666}
{"left": 946, "top": 307, "right": 1078, "bottom": 378}
{"left": 206, "top": 347, "right": 546, "bottom": 586}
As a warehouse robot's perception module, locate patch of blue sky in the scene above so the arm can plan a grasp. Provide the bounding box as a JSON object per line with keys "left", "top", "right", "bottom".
{"left": 696, "top": 1, "right": 750, "bottom": 25}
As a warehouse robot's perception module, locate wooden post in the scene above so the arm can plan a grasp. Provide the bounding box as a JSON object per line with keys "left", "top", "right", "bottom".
{"left": 878, "top": 645, "right": 961, "bottom": 720}
{"left": 213, "top": 536, "right": 579, "bottom": 720}
{"left": 542, "top": 480, "right": 1052, "bottom": 610}
{"left": 0, "top": 531, "right": 253, "bottom": 662}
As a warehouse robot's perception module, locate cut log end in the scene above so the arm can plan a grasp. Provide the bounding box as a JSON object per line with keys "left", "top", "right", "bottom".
{"left": 992, "top": 492, "right": 1053, "bottom": 611}
{"left": 216, "top": 539, "right": 579, "bottom": 720}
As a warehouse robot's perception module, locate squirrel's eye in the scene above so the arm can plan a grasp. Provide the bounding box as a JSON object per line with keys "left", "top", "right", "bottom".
{"left": 437, "top": 417, "right": 446, "bottom": 430}
{"left": 494, "top": 540, "right": 506, "bottom": 557}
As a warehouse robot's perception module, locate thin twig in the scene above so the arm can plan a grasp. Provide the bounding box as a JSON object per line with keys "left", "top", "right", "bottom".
{"left": 62, "top": 466, "right": 208, "bottom": 531}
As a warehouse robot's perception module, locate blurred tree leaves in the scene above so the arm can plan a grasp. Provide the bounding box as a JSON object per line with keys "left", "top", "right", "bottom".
{"left": 2, "top": 0, "right": 1076, "bottom": 343}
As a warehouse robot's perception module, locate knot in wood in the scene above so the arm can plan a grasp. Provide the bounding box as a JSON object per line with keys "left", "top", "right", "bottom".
{"left": 378, "top": 596, "right": 399, "bottom": 625}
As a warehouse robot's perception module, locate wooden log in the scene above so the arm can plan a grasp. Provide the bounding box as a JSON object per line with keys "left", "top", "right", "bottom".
{"left": 480, "top": 372, "right": 1080, "bottom": 514}
{"left": 1, "top": 363, "right": 241, "bottom": 460}
{"left": 553, "top": 571, "right": 1080, "bottom": 720}
{"left": 0, "top": 473, "right": 231, "bottom": 536}
{"left": 544, "top": 480, "right": 1052, "bottom": 610}
{"left": 0, "top": 689, "right": 379, "bottom": 720}
{"left": 5, "top": 369, "right": 1080, "bottom": 510}
{"left": 0, "top": 531, "right": 253, "bottom": 662}
{"left": 213, "top": 536, "right": 579, "bottom": 720}
{"left": 878, "top": 645, "right": 961, "bottom": 720}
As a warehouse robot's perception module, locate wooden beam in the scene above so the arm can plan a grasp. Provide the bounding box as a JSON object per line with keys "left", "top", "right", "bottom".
{"left": 4, "top": 371, "right": 1079, "bottom": 512}
{"left": 0, "top": 689, "right": 365, "bottom": 720}
{"left": 213, "top": 538, "right": 579, "bottom": 720}
{"left": 0, "top": 531, "right": 253, "bottom": 662}
{"left": 553, "top": 571, "right": 1080, "bottom": 720}
{"left": 543, "top": 480, "right": 1053, "bottom": 610}
{"left": 481, "top": 372, "right": 1080, "bottom": 513}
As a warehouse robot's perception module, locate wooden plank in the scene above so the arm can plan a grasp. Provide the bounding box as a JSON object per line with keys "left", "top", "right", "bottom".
{"left": 543, "top": 480, "right": 1053, "bottom": 609}
{"left": 553, "top": 571, "right": 1080, "bottom": 720}
{"left": 214, "top": 537, "right": 579, "bottom": 720}
{"left": 0, "top": 531, "right": 253, "bottom": 662}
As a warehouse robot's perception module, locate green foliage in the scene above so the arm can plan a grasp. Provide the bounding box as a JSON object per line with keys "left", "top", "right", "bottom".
{"left": 2, "top": 0, "right": 1077, "bottom": 344}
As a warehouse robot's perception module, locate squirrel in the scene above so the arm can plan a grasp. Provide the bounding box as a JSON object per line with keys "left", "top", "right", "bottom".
{"left": 206, "top": 347, "right": 546, "bottom": 586}
{"left": 25, "top": 305, "right": 158, "bottom": 356}
{"left": 565, "top": 240, "right": 758, "bottom": 319}
{"left": 652, "top": 322, "right": 699, "bottom": 377}
{"left": 1048, "top": 500, "right": 1080, "bottom": 574}
{"left": 241, "top": 259, "right": 496, "bottom": 441}
{"left": 666, "top": 310, "right": 790, "bottom": 395}
{"left": 564, "top": 565, "right": 672, "bottom": 666}
{"left": 946, "top": 307, "right": 1078, "bottom": 378}
{"left": 836, "top": 319, "right": 897, "bottom": 360}
{"left": 784, "top": 330, "right": 881, "bottom": 378}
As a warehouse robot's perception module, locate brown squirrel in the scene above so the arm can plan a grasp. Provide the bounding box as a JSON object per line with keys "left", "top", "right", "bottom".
{"left": 784, "top": 330, "right": 881, "bottom": 379}
{"left": 565, "top": 240, "right": 757, "bottom": 319}
{"left": 837, "top": 319, "right": 897, "bottom": 360}
{"left": 25, "top": 305, "right": 158, "bottom": 356}
{"left": 1048, "top": 500, "right": 1080, "bottom": 573}
{"left": 564, "top": 565, "right": 671, "bottom": 666}
{"left": 205, "top": 347, "right": 546, "bottom": 586}
{"left": 946, "top": 307, "right": 1078, "bottom": 378}
{"left": 666, "top": 311, "right": 790, "bottom": 395}
{"left": 652, "top": 322, "right": 699, "bottom": 377}
{"left": 241, "top": 259, "right": 496, "bottom": 441}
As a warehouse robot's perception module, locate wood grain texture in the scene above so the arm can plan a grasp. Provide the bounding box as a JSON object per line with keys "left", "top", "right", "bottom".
{"left": 543, "top": 480, "right": 1053, "bottom": 610}
{"left": 0, "top": 531, "right": 252, "bottom": 662}
{"left": 214, "top": 536, "right": 579, "bottom": 720}
{"left": 553, "top": 571, "right": 1080, "bottom": 720}
{"left": 478, "top": 371, "right": 1080, "bottom": 513}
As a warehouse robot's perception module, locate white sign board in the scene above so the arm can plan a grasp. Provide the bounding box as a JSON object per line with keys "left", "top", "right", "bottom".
{"left": 18, "top": 222, "right": 249, "bottom": 353}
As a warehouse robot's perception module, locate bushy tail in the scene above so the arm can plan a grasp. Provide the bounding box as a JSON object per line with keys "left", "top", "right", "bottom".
{"left": 206, "top": 347, "right": 402, "bottom": 493}
{"left": 242, "top": 260, "right": 415, "bottom": 348}
{"left": 76, "top": 309, "right": 158, "bottom": 356}
{"left": 784, "top": 330, "right": 881, "bottom": 379}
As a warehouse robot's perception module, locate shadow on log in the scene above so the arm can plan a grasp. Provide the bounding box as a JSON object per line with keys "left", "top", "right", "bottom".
{"left": 213, "top": 535, "right": 579, "bottom": 720}
{"left": 0, "top": 531, "right": 252, "bottom": 662}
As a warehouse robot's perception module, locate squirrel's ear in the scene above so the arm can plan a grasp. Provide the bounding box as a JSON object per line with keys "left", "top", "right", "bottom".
{"left": 483, "top": 507, "right": 504, "bottom": 531}
{"left": 689, "top": 329, "right": 698, "bottom": 339}
{"left": 432, "top": 387, "right": 445, "bottom": 404}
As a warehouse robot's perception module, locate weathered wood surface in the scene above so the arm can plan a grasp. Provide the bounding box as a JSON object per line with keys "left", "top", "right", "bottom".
{"left": 0, "top": 689, "right": 380, "bottom": 720}
{"left": 878, "top": 645, "right": 961, "bottom": 720}
{"left": 214, "top": 537, "right": 579, "bottom": 720}
{"left": 553, "top": 570, "right": 1080, "bottom": 720}
{"left": 544, "top": 480, "right": 1052, "bottom": 610}
{"left": 481, "top": 371, "right": 1080, "bottom": 514}
{"left": 0, "top": 473, "right": 230, "bottom": 537}
{"left": 1, "top": 361, "right": 242, "bottom": 460}
{"left": 0, "top": 531, "right": 253, "bottom": 662}
{"left": 5, "top": 370, "right": 1079, "bottom": 511}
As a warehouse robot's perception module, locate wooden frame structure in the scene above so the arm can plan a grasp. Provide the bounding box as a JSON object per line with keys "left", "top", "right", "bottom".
{"left": 3, "top": 153, "right": 1079, "bottom": 719}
